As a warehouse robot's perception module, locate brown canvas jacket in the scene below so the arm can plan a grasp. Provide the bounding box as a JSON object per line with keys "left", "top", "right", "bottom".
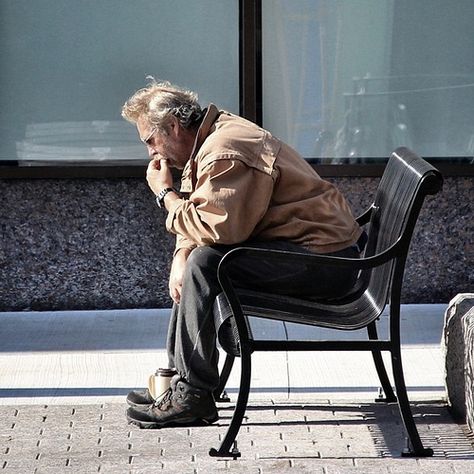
{"left": 166, "top": 104, "right": 362, "bottom": 255}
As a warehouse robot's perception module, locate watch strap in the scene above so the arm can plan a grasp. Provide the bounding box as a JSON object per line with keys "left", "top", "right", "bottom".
{"left": 156, "top": 187, "right": 175, "bottom": 208}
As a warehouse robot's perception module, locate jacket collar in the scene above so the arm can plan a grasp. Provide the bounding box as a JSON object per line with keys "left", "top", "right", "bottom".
{"left": 179, "top": 104, "right": 220, "bottom": 191}
{"left": 189, "top": 104, "right": 220, "bottom": 162}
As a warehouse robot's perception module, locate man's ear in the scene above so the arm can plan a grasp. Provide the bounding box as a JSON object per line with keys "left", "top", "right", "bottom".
{"left": 168, "top": 115, "right": 181, "bottom": 138}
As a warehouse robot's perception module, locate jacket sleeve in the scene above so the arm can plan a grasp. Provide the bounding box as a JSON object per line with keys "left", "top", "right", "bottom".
{"left": 166, "top": 157, "right": 274, "bottom": 246}
{"left": 173, "top": 234, "right": 197, "bottom": 257}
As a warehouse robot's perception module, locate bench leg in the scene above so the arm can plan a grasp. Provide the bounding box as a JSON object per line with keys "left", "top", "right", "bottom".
{"left": 367, "top": 322, "right": 397, "bottom": 403}
{"left": 213, "top": 353, "right": 235, "bottom": 403}
{"left": 209, "top": 347, "right": 251, "bottom": 458}
{"left": 391, "top": 348, "right": 433, "bottom": 457}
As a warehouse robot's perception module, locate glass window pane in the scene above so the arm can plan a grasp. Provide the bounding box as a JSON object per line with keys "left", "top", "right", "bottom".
{"left": 262, "top": 0, "right": 474, "bottom": 162}
{"left": 0, "top": 0, "right": 239, "bottom": 165}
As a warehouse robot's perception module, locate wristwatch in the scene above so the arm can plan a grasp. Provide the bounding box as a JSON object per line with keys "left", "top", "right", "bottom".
{"left": 156, "top": 187, "right": 175, "bottom": 208}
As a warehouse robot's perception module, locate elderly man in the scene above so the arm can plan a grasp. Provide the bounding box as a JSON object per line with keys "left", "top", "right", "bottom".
{"left": 122, "top": 80, "right": 363, "bottom": 428}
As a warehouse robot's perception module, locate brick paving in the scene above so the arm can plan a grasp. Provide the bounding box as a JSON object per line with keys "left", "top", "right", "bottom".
{"left": 1, "top": 305, "right": 471, "bottom": 472}
{"left": 1, "top": 399, "right": 474, "bottom": 473}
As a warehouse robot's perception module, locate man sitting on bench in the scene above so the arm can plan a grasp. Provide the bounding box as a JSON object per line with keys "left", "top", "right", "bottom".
{"left": 121, "top": 79, "right": 364, "bottom": 429}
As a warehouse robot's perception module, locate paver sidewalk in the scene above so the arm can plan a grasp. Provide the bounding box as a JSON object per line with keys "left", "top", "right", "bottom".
{"left": 1, "top": 400, "right": 474, "bottom": 473}
{"left": 1, "top": 305, "right": 474, "bottom": 472}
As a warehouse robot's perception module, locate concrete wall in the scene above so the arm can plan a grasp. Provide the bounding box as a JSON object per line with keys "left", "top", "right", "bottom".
{"left": 0, "top": 176, "right": 472, "bottom": 311}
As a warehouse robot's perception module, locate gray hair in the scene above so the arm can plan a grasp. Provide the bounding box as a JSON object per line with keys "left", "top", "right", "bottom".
{"left": 121, "top": 78, "right": 203, "bottom": 133}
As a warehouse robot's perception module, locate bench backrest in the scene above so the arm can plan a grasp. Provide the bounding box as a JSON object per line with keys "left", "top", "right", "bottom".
{"left": 361, "top": 147, "right": 443, "bottom": 308}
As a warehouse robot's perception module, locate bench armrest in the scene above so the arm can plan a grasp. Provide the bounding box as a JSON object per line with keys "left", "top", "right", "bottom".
{"left": 218, "top": 237, "right": 401, "bottom": 280}
{"left": 356, "top": 204, "right": 375, "bottom": 226}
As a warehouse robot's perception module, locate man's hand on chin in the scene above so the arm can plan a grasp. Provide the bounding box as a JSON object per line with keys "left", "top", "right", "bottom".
{"left": 146, "top": 157, "right": 173, "bottom": 196}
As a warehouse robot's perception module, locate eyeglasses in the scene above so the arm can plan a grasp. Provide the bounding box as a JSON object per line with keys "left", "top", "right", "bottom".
{"left": 141, "top": 126, "right": 158, "bottom": 145}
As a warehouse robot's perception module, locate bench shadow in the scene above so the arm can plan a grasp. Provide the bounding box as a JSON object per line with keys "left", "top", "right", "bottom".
{"left": 216, "top": 401, "right": 474, "bottom": 459}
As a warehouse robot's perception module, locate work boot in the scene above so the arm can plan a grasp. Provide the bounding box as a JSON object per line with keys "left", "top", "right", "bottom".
{"left": 126, "top": 388, "right": 155, "bottom": 408}
{"left": 126, "top": 376, "right": 218, "bottom": 429}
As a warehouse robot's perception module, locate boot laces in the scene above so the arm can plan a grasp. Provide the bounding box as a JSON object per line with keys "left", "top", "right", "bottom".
{"left": 152, "top": 387, "right": 173, "bottom": 409}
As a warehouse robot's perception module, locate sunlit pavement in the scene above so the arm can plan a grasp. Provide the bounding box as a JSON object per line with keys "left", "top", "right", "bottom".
{"left": 1, "top": 305, "right": 474, "bottom": 472}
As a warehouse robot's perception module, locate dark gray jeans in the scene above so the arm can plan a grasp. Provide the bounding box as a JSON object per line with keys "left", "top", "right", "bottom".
{"left": 166, "top": 240, "right": 360, "bottom": 392}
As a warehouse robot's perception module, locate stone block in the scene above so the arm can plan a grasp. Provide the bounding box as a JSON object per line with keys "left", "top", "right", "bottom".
{"left": 441, "top": 293, "right": 474, "bottom": 430}
{"left": 465, "top": 307, "right": 474, "bottom": 433}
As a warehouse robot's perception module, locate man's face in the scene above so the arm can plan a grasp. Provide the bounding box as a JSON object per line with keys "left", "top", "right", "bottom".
{"left": 136, "top": 116, "right": 192, "bottom": 170}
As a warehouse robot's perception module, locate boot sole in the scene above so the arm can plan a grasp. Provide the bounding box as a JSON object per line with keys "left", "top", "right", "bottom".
{"left": 126, "top": 412, "right": 219, "bottom": 429}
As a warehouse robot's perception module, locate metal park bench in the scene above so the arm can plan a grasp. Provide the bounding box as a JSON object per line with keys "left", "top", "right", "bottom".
{"left": 210, "top": 147, "right": 443, "bottom": 459}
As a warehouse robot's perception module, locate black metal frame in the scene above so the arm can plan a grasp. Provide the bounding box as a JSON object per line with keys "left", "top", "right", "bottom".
{"left": 209, "top": 147, "right": 443, "bottom": 458}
